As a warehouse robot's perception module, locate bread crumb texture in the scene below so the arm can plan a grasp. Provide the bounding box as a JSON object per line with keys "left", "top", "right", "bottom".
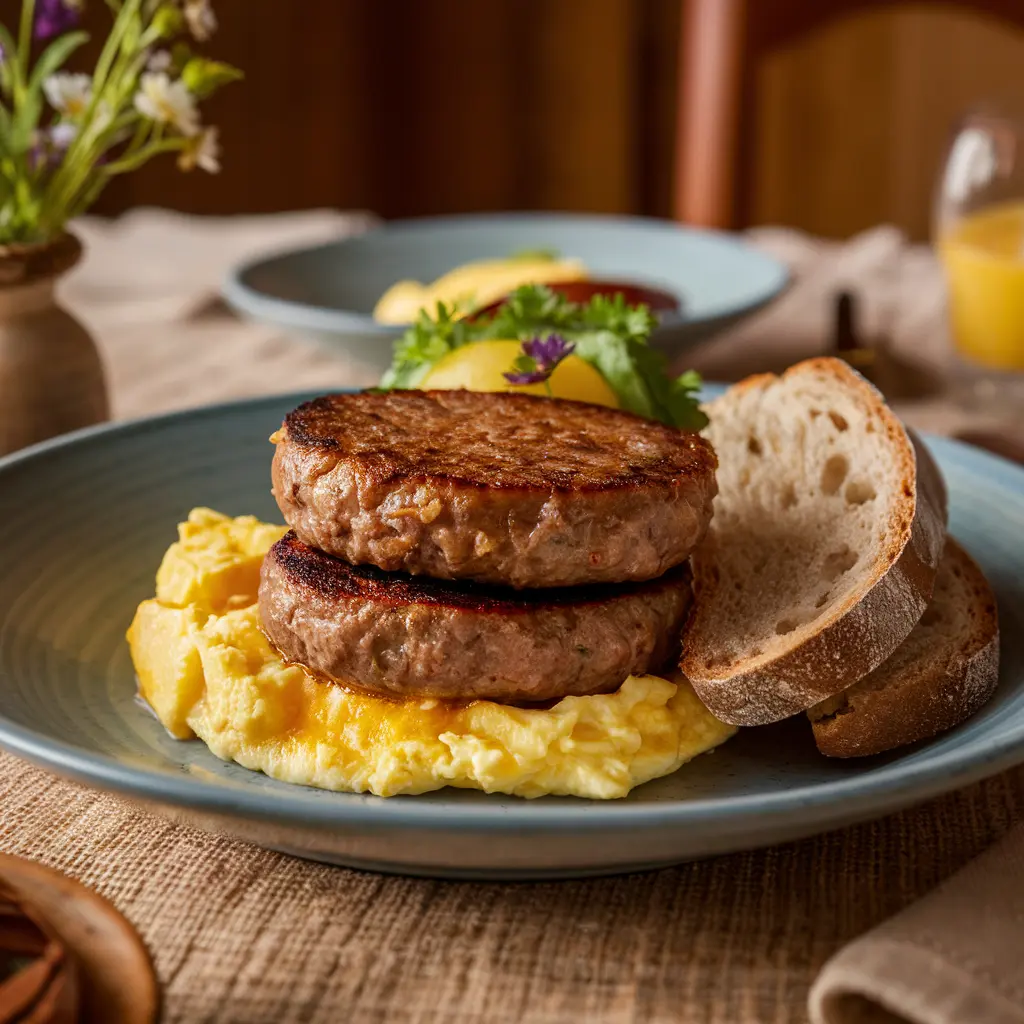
{"left": 681, "top": 358, "right": 946, "bottom": 725}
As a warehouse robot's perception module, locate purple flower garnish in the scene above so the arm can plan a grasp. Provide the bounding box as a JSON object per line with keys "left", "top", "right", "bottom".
{"left": 523, "top": 335, "right": 575, "bottom": 368}
{"left": 503, "top": 334, "right": 575, "bottom": 387}
{"left": 503, "top": 367, "right": 551, "bottom": 386}
{"left": 35, "top": 0, "right": 81, "bottom": 41}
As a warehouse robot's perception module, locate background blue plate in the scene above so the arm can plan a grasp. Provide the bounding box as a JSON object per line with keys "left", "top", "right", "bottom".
{"left": 223, "top": 214, "right": 789, "bottom": 378}
{"left": 0, "top": 390, "right": 1021, "bottom": 880}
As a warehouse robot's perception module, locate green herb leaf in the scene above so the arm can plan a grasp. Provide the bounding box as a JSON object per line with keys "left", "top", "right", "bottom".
{"left": 571, "top": 331, "right": 657, "bottom": 417}
{"left": 379, "top": 301, "right": 475, "bottom": 389}
{"left": 578, "top": 292, "right": 656, "bottom": 342}
{"left": 622, "top": 343, "right": 708, "bottom": 430}
{"left": 484, "top": 284, "right": 578, "bottom": 337}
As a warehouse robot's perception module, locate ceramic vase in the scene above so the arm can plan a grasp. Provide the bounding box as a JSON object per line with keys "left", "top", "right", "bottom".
{"left": 0, "top": 232, "right": 108, "bottom": 456}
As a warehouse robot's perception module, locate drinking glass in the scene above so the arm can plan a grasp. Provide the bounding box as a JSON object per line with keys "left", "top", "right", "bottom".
{"left": 934, "top": 108, "right": 1024, "bottom": 416}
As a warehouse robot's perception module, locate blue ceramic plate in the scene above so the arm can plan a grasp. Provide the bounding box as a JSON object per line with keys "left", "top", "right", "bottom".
{"left": 0, "top": 390, "right": 1022, "bottom": 880}
{"left": 223, "top": 213, "right": 789, "bottom": 378}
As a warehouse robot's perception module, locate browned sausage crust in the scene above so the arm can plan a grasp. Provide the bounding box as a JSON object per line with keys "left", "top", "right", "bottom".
{"left": 271, "top": 389, "right": 717, "bottom": 589}
{"left": 258, "top": 532, "right": 693, "bottom": 702}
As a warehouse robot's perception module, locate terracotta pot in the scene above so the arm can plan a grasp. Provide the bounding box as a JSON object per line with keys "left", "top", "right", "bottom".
{"left": 0, "top": 232, "right": 108, "bottom": 456}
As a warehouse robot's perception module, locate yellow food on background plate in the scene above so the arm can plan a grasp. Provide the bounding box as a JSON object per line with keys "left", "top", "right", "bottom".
{"left": 127, "top": 509, "right": 737, "bottom": 800}
{"left": 419, "top": 338, "right": 620, "bottom": 408}
{"left": 373, "top": 255, "right": 587, "bottom": 324}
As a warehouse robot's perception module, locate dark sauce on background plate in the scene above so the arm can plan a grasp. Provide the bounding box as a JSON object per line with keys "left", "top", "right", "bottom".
{"left": 473, "top": 279, "right": 681, "bottom": 320}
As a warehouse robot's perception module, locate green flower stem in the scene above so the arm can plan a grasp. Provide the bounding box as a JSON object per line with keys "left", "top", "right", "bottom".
{"left": 139, "top": 24, "right": 163, "bottom": 50}
{"left": 103, "top": 23, "right": 148, "bottom": 103}
{"left": 122, "top": 117, "right": 150, "bottom": 157}
{"left": 17, "top": 0, "right": 36, "bottom": 89}
{"left": 100, "top": 135, "right": 181, "bottom": 175}
{"left": 44, "top": 0, "right": 145, "bottom": 233}
{"left": 67, "top": 157, "right": 116, "bottom": 217}
{"left": 91, "top": 0, "right": 141, "bottom": 99}
{"left": 50, "top": 108, "right": 152, "bottom": 224}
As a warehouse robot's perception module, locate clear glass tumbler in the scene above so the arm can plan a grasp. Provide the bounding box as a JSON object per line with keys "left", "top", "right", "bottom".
{"left": 935, "top": 108, "right": 1024, "bottom": 418}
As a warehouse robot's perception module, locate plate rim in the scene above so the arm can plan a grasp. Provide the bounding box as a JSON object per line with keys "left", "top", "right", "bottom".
{"left": 221, "top": 211, "right": 791, "bottom": 337}
{"left": 0, "top": 389, "right": 1022, "bottom": 834}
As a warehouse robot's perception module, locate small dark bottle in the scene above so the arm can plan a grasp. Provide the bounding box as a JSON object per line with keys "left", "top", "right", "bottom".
{"left": 832, "top": 290, "right": 877, "bottom": 386}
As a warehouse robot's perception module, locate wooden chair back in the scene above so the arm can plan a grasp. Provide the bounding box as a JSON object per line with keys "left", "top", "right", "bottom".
{"left": 673, "top": 0, "right": 1024, "bottom": 228}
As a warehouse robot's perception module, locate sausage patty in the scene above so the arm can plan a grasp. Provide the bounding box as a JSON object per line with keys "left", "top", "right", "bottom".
{"left": 259, "top": 532, "right": 692, "bottom": 702}
{"left": 271, "top": 389, "right": 717, "bottom": 589}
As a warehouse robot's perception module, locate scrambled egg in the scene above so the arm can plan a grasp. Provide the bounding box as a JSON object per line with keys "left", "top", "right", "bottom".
{"left": 127, "top": 509, "right": 736, "bottom": 799}
{"left": 373, "top": 255, "right": 588, "bottom": 324}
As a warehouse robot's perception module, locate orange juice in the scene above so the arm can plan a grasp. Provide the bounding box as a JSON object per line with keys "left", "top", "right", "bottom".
{"left": 939, "top": 201, "right": 1024, "bottom": 371}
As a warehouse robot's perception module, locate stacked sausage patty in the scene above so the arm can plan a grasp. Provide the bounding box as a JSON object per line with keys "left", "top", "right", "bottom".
{"left": 259, "top": 390, "right": 718, "bottom": 702}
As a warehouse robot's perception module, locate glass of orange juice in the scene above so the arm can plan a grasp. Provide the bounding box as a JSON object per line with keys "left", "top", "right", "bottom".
{"left": 936, "top": 109, "right": 1024, "bottom": 414}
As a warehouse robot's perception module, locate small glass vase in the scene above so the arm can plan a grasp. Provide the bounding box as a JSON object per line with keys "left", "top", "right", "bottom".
{"left": 0, "top": 232, "right": 108, "bottom": 456}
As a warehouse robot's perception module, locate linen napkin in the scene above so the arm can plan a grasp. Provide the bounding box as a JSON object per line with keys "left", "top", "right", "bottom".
{"left": 809, "top": 822, "right": 1024, "bottom": 1024}
{"left": 65, "top": 206, "right": 377, "bottom": 324}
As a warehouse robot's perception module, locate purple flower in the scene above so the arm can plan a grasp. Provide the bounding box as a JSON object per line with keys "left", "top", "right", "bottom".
{"left": 503, "top": 334, "right": 576, "bottom": 386}
{"left": 524, "top": 335, "right": 575, "bottom": 368}
{"left": 27, "top": 123, "right": 76, "bottom": 173}
{"left": 35, "top": 0, "right": 81, "bottom": 41}
{"left": 503, "top": 368, "right": 550, "bottom": 385}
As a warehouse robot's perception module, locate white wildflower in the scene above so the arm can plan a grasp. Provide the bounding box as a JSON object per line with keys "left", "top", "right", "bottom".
{"left": 179, "top": 125, "right": 220, "bottom": 174}
{"left": 43, "top": 72, "right": 92, "bottom": 118}
{"left": 147, "top": 49, "right": 173, "bottom": 73}
{"left": 184, "top": 0, "right": 217, "bottom": 42}
{"left": 134, "top": 72, "right": 200, "bottom": 137}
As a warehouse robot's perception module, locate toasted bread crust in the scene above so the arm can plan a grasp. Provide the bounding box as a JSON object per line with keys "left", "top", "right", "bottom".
{"left": 273, "top": 390, "right": 717, "bottom": 589}
{"left": 809, "top": 538, "right": 999, "bottom": 757}
{"left": 680, "top": 358, "right": 948, "bottom": 726}
{"left": 259, "top": 533, "right": 693, "bottom": 702}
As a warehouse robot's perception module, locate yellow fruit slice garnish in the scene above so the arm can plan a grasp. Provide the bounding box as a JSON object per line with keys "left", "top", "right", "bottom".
{"left": 373, "top": 258, "right": 587, "bottom": 324}
{"left": 419, "top": 339, "right": 619, "bottom": 408}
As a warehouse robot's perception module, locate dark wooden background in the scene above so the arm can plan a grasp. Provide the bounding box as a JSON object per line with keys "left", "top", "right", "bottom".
{"left": 84, "top": 0, "right": 684, "bottom": 221}
{"left": 3, "top": 0, "right": 1024, "bottom": 238}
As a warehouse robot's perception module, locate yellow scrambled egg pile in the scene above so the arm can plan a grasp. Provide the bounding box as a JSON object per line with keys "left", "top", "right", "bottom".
{"left": 127, "top": 509, "right": 736, "bottom": 799}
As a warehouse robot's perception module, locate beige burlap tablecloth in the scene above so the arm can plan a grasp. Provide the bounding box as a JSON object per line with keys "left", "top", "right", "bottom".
{"left": 1, "top": 210, "right": 1021, "bottom": 1024}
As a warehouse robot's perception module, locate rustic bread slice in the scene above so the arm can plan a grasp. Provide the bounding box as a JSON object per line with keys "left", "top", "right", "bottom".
{"left": 808, "top": 537, "right": 999, "bottom": 756}
{"left": 680, "top": 357, "right": 948, "bottom": 726}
